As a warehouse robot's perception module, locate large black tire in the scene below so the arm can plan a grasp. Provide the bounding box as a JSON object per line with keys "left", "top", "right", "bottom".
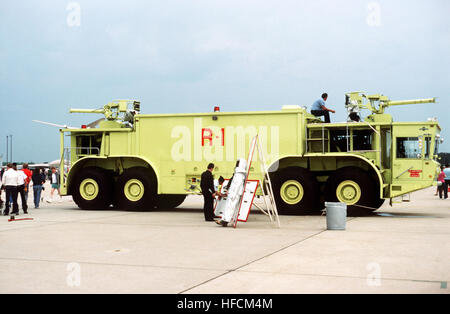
{"left": 373, "top": 179, "right": 386, "bottom": 210}
{"left": 271, "top": 167, "right": 320, "bottom": 215}
{"left": 72, "top": 167, "right": 113, "bottom": 210}
{"left": 115, "top": 167, "right": 157, "bottom": 210}
{"left": 155, "top": 194, "right": 186, "bottom": 209}
{"left": 324, "top": 167, "right": 379, "bottom": 215}
{"left": 372, "top": 197, "right": 385, "bottom": 210}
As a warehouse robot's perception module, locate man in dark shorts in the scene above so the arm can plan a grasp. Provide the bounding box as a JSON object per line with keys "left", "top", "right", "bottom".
{"left": 311, "top": 93, "right": 336, "bottom": 123}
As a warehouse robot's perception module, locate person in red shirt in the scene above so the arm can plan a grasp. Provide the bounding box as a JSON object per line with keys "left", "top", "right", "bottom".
{"left": 437, "top": 166, "right": 447, "bottom": 199}
{"left": 21, "top": 163, "right": 33, "bottom": 203}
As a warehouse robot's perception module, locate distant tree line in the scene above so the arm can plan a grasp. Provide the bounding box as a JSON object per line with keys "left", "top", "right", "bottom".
{"left": 1, "top": 161, "right": 36, "bottom": 166}
{"left": 438, "top": 153, "right": 450, "bottom": 166}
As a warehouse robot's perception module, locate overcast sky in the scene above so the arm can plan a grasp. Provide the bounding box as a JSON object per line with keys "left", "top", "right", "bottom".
{"left": 0, "top": 0, "right": 449, "bottom": 163}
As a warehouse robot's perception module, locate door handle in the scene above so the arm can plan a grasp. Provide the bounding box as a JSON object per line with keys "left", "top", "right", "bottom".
{"left": 395, "top": 166, "right": 414, "bottom": 179}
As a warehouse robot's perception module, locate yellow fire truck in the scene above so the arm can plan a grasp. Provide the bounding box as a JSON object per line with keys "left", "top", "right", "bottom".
{"left": 58, "top": 92, "right": 442, "bottom": 215}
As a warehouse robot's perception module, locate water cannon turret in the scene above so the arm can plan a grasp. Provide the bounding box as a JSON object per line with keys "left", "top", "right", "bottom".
{"left": 345, "top": 92, "right": 436, "bottom": 122}
{"left": 70, "top": 100, "right": 141, "bottom": 126}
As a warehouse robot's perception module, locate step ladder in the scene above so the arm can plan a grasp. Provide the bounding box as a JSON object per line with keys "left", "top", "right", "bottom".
{"left": 252, "top": 134, "right": 280, "bottom": 227}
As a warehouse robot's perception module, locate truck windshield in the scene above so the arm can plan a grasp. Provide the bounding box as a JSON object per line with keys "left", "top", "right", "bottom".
{"left": 434, "top": 136, "right": 440, "bottom": 155}
{"left": 396, "top": 137, "right": 421, "bottom": 159}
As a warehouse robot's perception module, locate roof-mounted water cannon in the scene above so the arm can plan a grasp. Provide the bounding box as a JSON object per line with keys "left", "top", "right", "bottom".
{"left": 345, "top": 92, "right": 436, "bottom": 122}
{"left": 69, "top": 100, "right": 141, "bottom": 127}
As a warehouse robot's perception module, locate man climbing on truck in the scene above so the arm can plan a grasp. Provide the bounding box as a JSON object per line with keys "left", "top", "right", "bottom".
{"left": 311, "top": 93, "right": 335, "bottom": 123}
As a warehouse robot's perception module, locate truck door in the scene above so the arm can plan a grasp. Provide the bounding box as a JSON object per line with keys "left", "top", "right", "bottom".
{"left": 391, "top": 125, "right": 429, "bottom": 196}
{"left": 421, "top": 135, "right": 435, "bottom": 180}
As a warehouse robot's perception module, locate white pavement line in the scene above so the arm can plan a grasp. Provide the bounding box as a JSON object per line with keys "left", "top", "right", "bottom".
{"left": 178, "top": 227, "right": 333, "bottom": 294}
{"left": 231, "top": 268, "right": 448, "bottom": 287}
{"left": 0, "top": 256, "right": 226, "bottom": 273}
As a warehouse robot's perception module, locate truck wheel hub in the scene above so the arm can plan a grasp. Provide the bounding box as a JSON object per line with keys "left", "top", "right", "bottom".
{"left": 124, "top": 179, "right": 144, "bottom": 202}
{"left": 336, "top": 180, "right": 361, "bottom": 205}
{"left": 280, "top": 180, "right": 304, "bottom": 205}
{"left": 79, "top": 179, "right": 99, "bottom": 200}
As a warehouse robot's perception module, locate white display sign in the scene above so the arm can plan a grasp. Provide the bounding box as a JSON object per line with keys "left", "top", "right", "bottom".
{"left": 213, "top": 179, "right": 259, "bottom": 225}
{"left": 237, "top": 180, "right": 259, "bottom": 222}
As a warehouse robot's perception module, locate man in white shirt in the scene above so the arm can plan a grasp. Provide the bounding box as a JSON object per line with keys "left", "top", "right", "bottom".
{"left": 2, "top": 163, "right": 20, "bottom": 215}
{"left": 17, "top": 168, "right": 29, "bottom": 214}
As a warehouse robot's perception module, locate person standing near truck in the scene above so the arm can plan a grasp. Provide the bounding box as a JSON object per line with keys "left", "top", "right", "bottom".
{"left": 443, "top": 164, "right": 450, "bottom": 200}
{"left": 31, "top": 168, "right": 46, "bottom": 208}
{"left": 437, "top": 166, "right": 447, "bottom": 199}
{"left": 2, "top": 163, "right": 20, "bottom": 216}
{"left": 47, "top": 167, "right": 61, "bottom": 203}
{"left": 201, "top": 163, "right": 217, "bottom": 222}
{"left": 16, "top": 166, "right": 28, "bottom": 214}
{"left": 21, "top": 163, "right": 32, "bottom": 203}
{"left": 0, "top": 168, "right": 3, "bottom": 210}
{"left": 311, "top": 93, "right": 336, "bottom": 123}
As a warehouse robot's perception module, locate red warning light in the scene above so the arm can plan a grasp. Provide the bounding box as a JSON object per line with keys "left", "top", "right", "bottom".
{"left": 214, "top": 106, "right": 220, "bottom": 112}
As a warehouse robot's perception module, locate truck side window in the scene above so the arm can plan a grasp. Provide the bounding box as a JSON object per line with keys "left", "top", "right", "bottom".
{"left": 381, "top": 129, "right": 391, "bottom": 168}
{"left": 424, "top": 137, "right": 431, "bottom": 159}
{"left": 76, "top": 135, "right": 101, "bottom": 155}
{"left": 330, "top": 130, "right": 348, "bottom": 152}
{"left": 353, "top": 130, "right": 373, "bottom": 151}
{"left": 396, "top": 137, "right": 420, "bottom": 158}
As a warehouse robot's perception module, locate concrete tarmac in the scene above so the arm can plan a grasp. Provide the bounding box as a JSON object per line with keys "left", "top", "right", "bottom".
{"left": 0, "top": 183, "right": 448, "bottom": 294}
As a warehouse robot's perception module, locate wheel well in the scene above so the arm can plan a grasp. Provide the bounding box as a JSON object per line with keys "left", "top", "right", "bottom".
{"left": 67, "top": 157, "right": 159, "bottom": 195}
{"left": 267, "top": 155, "right": 383, "bottom": 198}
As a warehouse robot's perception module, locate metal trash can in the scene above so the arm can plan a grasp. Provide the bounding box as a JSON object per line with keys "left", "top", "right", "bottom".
{"left": 325, "top": 202, "right": 347, "bottom": 230}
